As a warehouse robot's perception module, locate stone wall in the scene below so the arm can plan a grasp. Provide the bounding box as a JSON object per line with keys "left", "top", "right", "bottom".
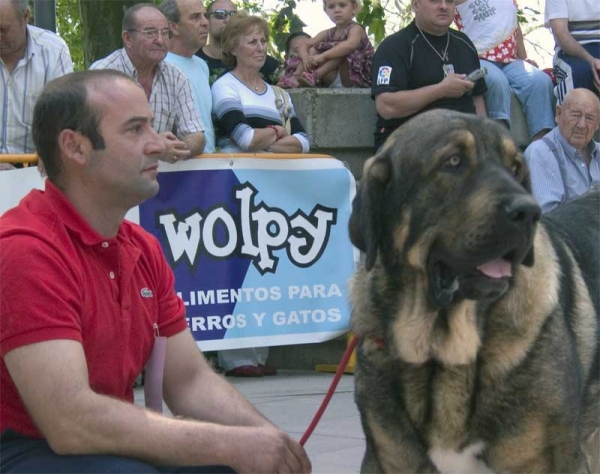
{"left": 288, "top": 88, "right": 531, "bottom": 179}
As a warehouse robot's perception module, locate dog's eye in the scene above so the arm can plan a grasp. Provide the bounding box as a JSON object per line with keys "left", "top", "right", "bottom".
{"left": 445, "top": 155, "right": 462, "bottom": 168}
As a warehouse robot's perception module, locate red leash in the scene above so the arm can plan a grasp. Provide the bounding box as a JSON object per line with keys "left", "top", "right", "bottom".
{"left": 299, "top": 335, "right": 360, "bottom": 446}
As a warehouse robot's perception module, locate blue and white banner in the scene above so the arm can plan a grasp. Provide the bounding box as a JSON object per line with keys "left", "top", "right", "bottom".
{"left": 0, "top": 156, "right": 358, "bottom": 351}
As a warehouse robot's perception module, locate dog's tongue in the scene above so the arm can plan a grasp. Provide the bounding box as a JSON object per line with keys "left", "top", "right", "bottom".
{"left": 477, "top": 259, "right": 512, "bottom": 278}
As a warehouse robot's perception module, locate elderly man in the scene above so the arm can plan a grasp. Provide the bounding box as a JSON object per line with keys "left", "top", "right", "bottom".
{"left": 0, "top": 69, "right": 311, "bottom": 474}
{"left": 0, "top": 0, "right": 73, "bottom": 169}
{"left": 195, "top": 0, "right": 279, "bottom": 84}
{"left": 546, "top": 0, "right": 600, "bottom": 103}
{"left": 160, "top": 0, "right": 216, "bottom": 153}
{"left": 524, "top": 88, "right": 600, "bottom": 213}
{"left": 91, "top": 3, "right": 205, "bottom": 162}
{"left": 371, "top": 0, "right": 487, "bottom": 151}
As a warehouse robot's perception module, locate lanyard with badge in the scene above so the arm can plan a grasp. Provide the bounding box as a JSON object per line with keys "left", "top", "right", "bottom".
{"left": 417, "top": 25, "right": 454, "bottom": 76}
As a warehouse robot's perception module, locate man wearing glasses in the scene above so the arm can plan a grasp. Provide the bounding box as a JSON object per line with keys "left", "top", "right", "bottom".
{"left": 195, "top": 0, "right": 280, "bottom": 84}
{"left": 91, "top": 3, "right": 206, "bottom": 162}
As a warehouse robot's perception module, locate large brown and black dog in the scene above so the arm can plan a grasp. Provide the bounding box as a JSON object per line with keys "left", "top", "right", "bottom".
{"left": 349, "top": 109, "right": 599, "bottom": 473}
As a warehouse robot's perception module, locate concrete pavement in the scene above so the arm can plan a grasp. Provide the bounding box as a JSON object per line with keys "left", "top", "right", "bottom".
{"left": 135, "top": 370, "right": 364, "bottom": 474}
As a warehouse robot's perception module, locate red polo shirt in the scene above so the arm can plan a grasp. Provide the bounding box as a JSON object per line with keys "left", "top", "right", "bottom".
{"left": 0, "top": 180, "right": 188, "bottom": 438}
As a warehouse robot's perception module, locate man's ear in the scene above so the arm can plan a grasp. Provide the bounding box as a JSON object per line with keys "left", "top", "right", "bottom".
{"left": 122, "top": 30, "right": 132, "bottom": 47}
{"left": 58, "top": 129, "right": 91, "bottom": 167}
{"left": 169, "top": 20, "right": 179, "bottom": 36}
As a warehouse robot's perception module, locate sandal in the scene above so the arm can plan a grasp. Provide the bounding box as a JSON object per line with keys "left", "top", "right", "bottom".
{"left": 297, "top": 71, "right": 320, "bottom": 87}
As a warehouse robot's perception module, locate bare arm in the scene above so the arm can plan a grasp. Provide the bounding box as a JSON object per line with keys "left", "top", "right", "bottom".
{"left": 183, "top": 131, "right": 206, "bottom": 157}
{"left": 313, "top": 24, "right": 363, "bottom": 63}
{"left": 298, "top": 30, "right": 328, "bottom": 61}
{"left": 550, "top": 18, "right": 600, "bottom": 89}
{"left": 375, "top": 74, "right": 474, "bottom": 120}
{"left": 474, "top": 94, "right": 487, "bottom": 116}
{"left": 267, "top": 135, "right": 304, "bottom": 153}
{"left": 515, "top": 25, "right": 529, "bottom": 61}
{"left": 4, "top": 336, "right": 311, "bottom": 473}
{"left": 162, "top": 330, "right": 271, "bottom": 427}
{"left": 248, "top": 127, "right": 280, "bottom": 151}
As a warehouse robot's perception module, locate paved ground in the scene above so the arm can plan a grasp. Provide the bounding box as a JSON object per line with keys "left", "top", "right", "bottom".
{"left": 135, "top": 370, "right": 364, "bottom": 474}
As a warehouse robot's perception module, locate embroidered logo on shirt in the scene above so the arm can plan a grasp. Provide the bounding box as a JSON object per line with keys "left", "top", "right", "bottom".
{"left": 377, "top": 66, "right": 392, "bottom": 85}
{"left": 140, "top": 288, "right": 154, "bottom": 298}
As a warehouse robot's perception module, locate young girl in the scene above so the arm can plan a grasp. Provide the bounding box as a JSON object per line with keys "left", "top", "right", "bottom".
{"left": 276, "top": 32, "right": 312, "bottom": 89}
{"left": 297, "top": 0, "right": 374, "bottom": 87}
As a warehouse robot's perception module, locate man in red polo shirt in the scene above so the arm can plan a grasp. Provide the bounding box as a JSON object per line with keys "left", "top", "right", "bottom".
{"left": 0, "top": 69, "right": 311, "bottom": 474}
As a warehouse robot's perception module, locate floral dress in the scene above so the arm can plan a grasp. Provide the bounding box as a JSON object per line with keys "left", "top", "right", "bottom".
{"left": 314, "top": 21, "right": 374, "bottom": 87}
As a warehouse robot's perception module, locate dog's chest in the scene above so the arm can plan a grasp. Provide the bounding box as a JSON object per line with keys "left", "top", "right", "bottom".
{"left": 429, "top": 442, "right": 495, "bottom": 474}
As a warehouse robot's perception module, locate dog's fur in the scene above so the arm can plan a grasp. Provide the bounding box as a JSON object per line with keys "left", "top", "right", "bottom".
{"left": 349, "top": 110, "right": 600, "bottom": 473}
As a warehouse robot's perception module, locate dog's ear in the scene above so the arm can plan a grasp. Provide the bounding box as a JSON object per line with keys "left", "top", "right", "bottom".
{"left": 349, "top": 155, "right": 392, "bottom": 271}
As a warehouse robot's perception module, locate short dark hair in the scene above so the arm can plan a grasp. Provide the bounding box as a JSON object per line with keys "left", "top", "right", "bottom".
{"left": 32, "top": 70, "right": 135, "bottom": 183}
{"left": 159, "top": 0, "right": 181, "bottom": 23}
{"left": 122, "top": 3, "right": 160, "bottom": 31}
{"left": 285, "top": 31, "right": 310, "bottom": 55}
{"left": 221, "top": 12, "right": 269, "bottom": 68}
{"left": 206, "top": 0, "right": 236, "bottom": 14}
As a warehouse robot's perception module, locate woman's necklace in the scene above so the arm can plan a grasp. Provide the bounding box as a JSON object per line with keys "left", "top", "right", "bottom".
{"left": 415, "top": 25, "right": 453, "bottom": 76}
{"left": 232, "top": 72, "right": 265, "bottom": 93}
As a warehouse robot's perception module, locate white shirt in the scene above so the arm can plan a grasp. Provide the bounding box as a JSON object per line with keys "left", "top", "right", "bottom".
{"left": 0, "top": 25, "right": 73, "bottom": 154}
{"left": 544, "top": 0, "right": 600, "bottom": 46}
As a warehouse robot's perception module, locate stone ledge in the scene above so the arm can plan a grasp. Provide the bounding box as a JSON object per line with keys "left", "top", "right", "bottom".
{"left": 289, "top": 88, "right": 531, "bottom": 179}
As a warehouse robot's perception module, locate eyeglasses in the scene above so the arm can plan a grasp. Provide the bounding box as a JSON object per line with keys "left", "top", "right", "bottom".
{"left": 208, "top": 9, "right": 237, "bottom": 20}
{"left": 128, "top": 28, "right": 173, "bottom": 40}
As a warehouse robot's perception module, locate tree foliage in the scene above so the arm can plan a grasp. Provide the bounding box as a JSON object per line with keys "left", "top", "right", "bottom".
{"left": 54, "top": 0, "right": 551, "bottom": 70}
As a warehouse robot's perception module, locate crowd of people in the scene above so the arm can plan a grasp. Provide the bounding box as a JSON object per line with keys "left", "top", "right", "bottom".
{"left": 0, "top": 0, "right": 598, "bottom": 470}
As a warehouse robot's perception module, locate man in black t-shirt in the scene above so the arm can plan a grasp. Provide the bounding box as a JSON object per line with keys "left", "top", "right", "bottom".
{"left": 371, "top": 0, "right": 487, "bottom": 151}
{"left": 196, "top": 0, "right": 280, "bottom": 84}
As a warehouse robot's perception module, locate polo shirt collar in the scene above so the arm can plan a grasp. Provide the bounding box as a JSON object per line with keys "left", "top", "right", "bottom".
{"left": 44, "top": 180, "right": 125, "bottom": 247}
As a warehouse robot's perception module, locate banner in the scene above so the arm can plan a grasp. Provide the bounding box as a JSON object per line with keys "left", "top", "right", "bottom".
{"left": 0, "top": 156, "right": 358, "bottom": 351}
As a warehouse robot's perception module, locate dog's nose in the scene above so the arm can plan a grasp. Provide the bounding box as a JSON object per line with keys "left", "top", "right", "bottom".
{"left": 503, "top": 196, "right": 541, "bottom": 225}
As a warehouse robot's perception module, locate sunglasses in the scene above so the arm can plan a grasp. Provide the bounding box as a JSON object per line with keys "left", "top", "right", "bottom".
{"left": 208, "top": 9, "right": 237, "bottom": 20}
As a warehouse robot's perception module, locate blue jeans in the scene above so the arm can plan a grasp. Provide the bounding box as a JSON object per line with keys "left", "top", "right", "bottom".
{"left": 481, "top": 59, "right": 556, "bottom": 138}
{"left": 0, "top": 430, "right": 236, "bottom": 473}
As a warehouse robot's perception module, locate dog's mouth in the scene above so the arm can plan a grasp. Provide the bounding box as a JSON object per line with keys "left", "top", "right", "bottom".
{"left": 428, "top": 247, "right": 524, "bottom": 307}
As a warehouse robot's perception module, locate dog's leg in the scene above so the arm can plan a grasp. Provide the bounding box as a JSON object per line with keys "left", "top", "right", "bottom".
{"left": 355, "top": 349, "right": 440, "bottom": 474}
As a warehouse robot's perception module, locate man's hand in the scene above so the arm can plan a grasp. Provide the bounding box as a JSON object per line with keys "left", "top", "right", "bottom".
{"left": 439, "top": 74, "right": 475, "bottom": 98}
{"left": 159, "top": 132, "right": 191, "bottom": 163}
{"left": 0, "top": 163, "right": 16, "bottom": 171}
{"left": 230, "top": 426, "right": 311, "bottom": 474}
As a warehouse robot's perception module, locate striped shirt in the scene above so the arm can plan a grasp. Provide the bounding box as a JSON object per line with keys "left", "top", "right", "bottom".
{"left": 212, "top": 72, "right": 309, "bottom": 153}
{"left": 0, "top": 25, "right": 73, "bottom": 154}
{"left": 545, "top": 0, "right": 600, "bottom": 46}
{"left": 524, "top": 127, "right": 600, "bottom": 213}
{"left": 90, "top": 49, "right": 203, "bottom": 139}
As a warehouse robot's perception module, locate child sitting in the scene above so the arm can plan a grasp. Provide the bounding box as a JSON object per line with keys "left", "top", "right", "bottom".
{"left": 297, "top": 0, "right": 374, "bottom": 88}
{"left": 277, "top": 32, "right": 312, "bottom": 89}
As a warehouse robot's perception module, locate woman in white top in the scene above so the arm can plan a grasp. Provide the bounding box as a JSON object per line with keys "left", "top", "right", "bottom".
{"left": 212, "top": 13, "right": 310, "bottom": 154}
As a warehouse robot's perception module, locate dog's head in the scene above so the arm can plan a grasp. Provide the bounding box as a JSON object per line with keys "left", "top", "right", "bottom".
{"left": 349, "top": 110, "right": 540, "bottom": 307}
